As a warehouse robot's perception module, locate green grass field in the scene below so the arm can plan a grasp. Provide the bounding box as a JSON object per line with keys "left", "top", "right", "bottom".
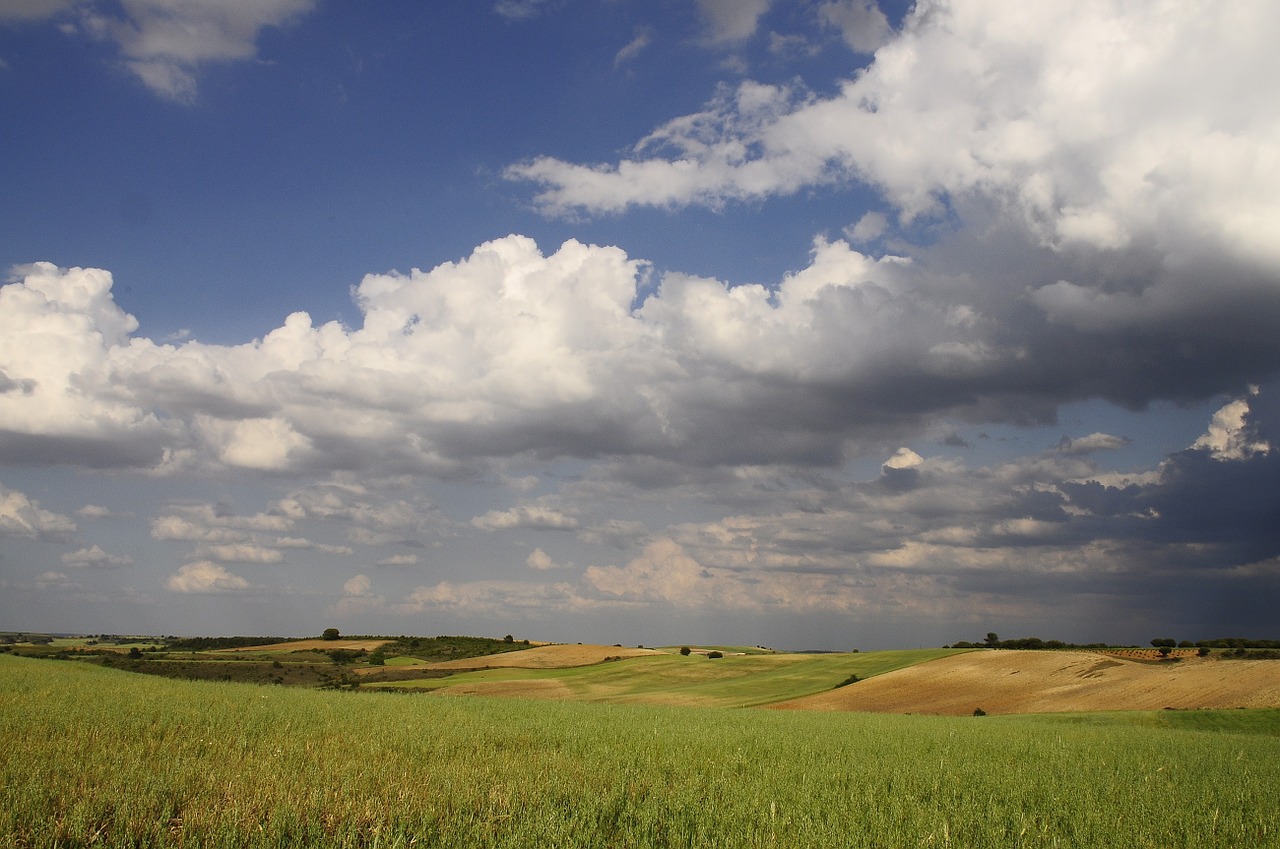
{"left": 370, "top": 648, "right": 959, "bottom": 708}
{"left": 3, "top": 653, "right": 1278, "bottom": 848}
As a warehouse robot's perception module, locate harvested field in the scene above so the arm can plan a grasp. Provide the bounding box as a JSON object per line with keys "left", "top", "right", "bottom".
{"left": 1097, "top": 648, "right": 1201, "bottom": 661}
{"left": 213, "top": 638, "right": 392, "bottom": 653}
{"left": 770, "top": 650, "right": 1280, "bottom": 715}
{"left": 425, "top": 643, "right": 663, "bottom": 670}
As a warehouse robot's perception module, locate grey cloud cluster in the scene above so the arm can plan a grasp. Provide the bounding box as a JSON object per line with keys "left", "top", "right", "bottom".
{"left": 5, "top": 230, "right": 1279, "bottom": 507}
{"left": 136, "top": 484, "right": 446, "bottom": 593}
{"left": 2, "top": 0, "right": 315, "bottom": 102}
{"left": 551, "top": 395, "right": 1278, "bottom": 636}
{"left": 818, "top": 1, "right": 891, "bottom": 53}
{"left": 5, "top": 389, "right": 1277, "bottom": 634}
{"left": 381, "top": 391, "right": 1270, "bottom": 638}
{"left": 696, "top": 0, "right": 773, "bottom": 44}
{"left": 472, "top": 504, "right": 579, "bottom": 532}
{"left": 7, "top": 3, "right": 1279, "bottom": 485}
{"left": 505, "top": 1, "right": 1280, "bottom": 411}
{"left": 6, "top": 0, "right": 1280, "bottom": 640}
{"left": 147, "top": 481, "right": 432, "bottom": 568}
{"left": 61, "top": 545, "right": 133, "bottom": 569}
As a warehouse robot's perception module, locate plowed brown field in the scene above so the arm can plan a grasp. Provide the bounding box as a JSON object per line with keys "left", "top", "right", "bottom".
{"left": 769, "top": 650, "right": 1280, "bottom": 716}
{"left": 425, "top": 643, "right": 663, "bottom": 670}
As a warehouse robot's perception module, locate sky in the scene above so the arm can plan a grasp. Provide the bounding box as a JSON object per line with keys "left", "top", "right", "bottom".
{"left": 2, "top": 0, "right": 1279, "bottom": 650}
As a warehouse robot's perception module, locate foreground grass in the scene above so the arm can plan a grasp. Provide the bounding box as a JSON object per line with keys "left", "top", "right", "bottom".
{"left": 3, "top": 655, "right": 1278, "bottom": 848}
{"left": 371, "top": 648, "right": 958, "bottom": 707}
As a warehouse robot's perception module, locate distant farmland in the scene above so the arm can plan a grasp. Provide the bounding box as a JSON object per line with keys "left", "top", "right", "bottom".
{"left": 772, "top": 649, "right": 1280, "bottom": 715}
{"left": 366, "top": 645, "right": 959, "bottom": 708}
{"left": 3, "top": 651, "right": 1279, "bottom": 847}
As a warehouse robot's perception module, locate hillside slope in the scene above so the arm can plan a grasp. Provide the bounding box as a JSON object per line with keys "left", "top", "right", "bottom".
{"left": 371, "top": 647, "right": 958, "bottom": 708}
{"left": 769, "top": 650, "right": 1280, "bottom": 715}
{"left": 423, "top": 643, "right": 663, "bottom": 670}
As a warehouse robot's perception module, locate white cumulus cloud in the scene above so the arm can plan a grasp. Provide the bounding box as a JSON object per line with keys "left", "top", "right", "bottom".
{"left": 508, "top": 0, "right": 1280, "bottom": 273}
{"left": 473, "top": 505, "right": 580, "bottom": 531}
{"left": 61, "top": 545, "right": 133, "bottom": 568}
{"left": 526, "top": 548, "right": 574, "bottom": 570}
{"left": 343, "top": 574, "right": 372, "bottom": 597}
{"left": 166, "top": 561, "right": 249, "bottom": 593}
{"left": 1193, "top": 394, "right": 1271, "bottom": 461}
{"left": 0, "top": 482, "right": 77, "bottom": 542}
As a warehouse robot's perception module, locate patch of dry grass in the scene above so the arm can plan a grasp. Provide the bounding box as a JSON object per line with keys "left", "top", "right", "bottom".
{"left": 771, "top": 650, "right": 1280, "bottom": 715}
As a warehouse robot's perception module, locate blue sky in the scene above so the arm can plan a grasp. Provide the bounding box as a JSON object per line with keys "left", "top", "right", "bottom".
{"left": 2, "top": 0, "right": 1278, "bottom": 650}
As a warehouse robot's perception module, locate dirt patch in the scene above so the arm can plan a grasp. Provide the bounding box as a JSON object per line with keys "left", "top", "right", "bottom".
{"left": 425, "top": 644, "right": 663, "bottom": 671}
{"left": 213, "top": 639, "right": 392, "bottom": 653}
{"left": 768, "top": 650, "right": 1280, "bottom": 716}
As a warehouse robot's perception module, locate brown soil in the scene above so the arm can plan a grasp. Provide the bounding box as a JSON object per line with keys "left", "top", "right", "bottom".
{"left": 424, "top": 643, "right": 663, "bottom": 671}
{"left": 769, "top": 650, "right": 1280, "bottom": 716}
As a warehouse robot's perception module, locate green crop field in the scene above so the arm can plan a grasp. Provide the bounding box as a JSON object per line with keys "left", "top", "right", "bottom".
{"left": 370, "top": 648, "right": 959, "bottom": 708}
{"left": 3, "top": 654, "right": 1278, "bottom": 848}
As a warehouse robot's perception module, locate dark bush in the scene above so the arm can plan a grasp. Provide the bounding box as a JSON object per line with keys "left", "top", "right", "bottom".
{"left": 679, "top": 646, "right": 692, "bottom": 656}
{"left": 707, "top": 651, "right": 723, "bottom": 659}
{"left": 326, "top": 649, "right": 360, "bottom": 664}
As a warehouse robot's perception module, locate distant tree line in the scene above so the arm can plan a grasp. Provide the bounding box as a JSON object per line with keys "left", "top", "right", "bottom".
{"left": 377, "top": 635, "right": 528, "bottom": 663}
{"left": 1185, "top": 638, "right": 1280, "bottom": 649}
{"left": 946, "top": 633, "right": 1119, "bottom": 650}
{"left": 165, "top": 636, "right": 284, "bottom": 651}
{"left": 948, "top": 632, "right": 1280, "bottom": 651}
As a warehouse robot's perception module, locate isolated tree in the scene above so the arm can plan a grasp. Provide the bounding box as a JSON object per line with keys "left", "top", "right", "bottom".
{"left": 679, "top": 646, "right": 692, "bottom": 656}
{"left": 322, "top": 628, "right": 340, "bottom": 641}
{"left": 504, "top": 634, "right": 514, "bottom": 643}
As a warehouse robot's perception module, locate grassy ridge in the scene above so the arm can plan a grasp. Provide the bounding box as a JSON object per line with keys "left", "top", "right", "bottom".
{"left": 4, "top": 654, "right": 1279, "bottom": 848}
{"left": 372, "top": 648, "right": 960, "bottom": 707}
